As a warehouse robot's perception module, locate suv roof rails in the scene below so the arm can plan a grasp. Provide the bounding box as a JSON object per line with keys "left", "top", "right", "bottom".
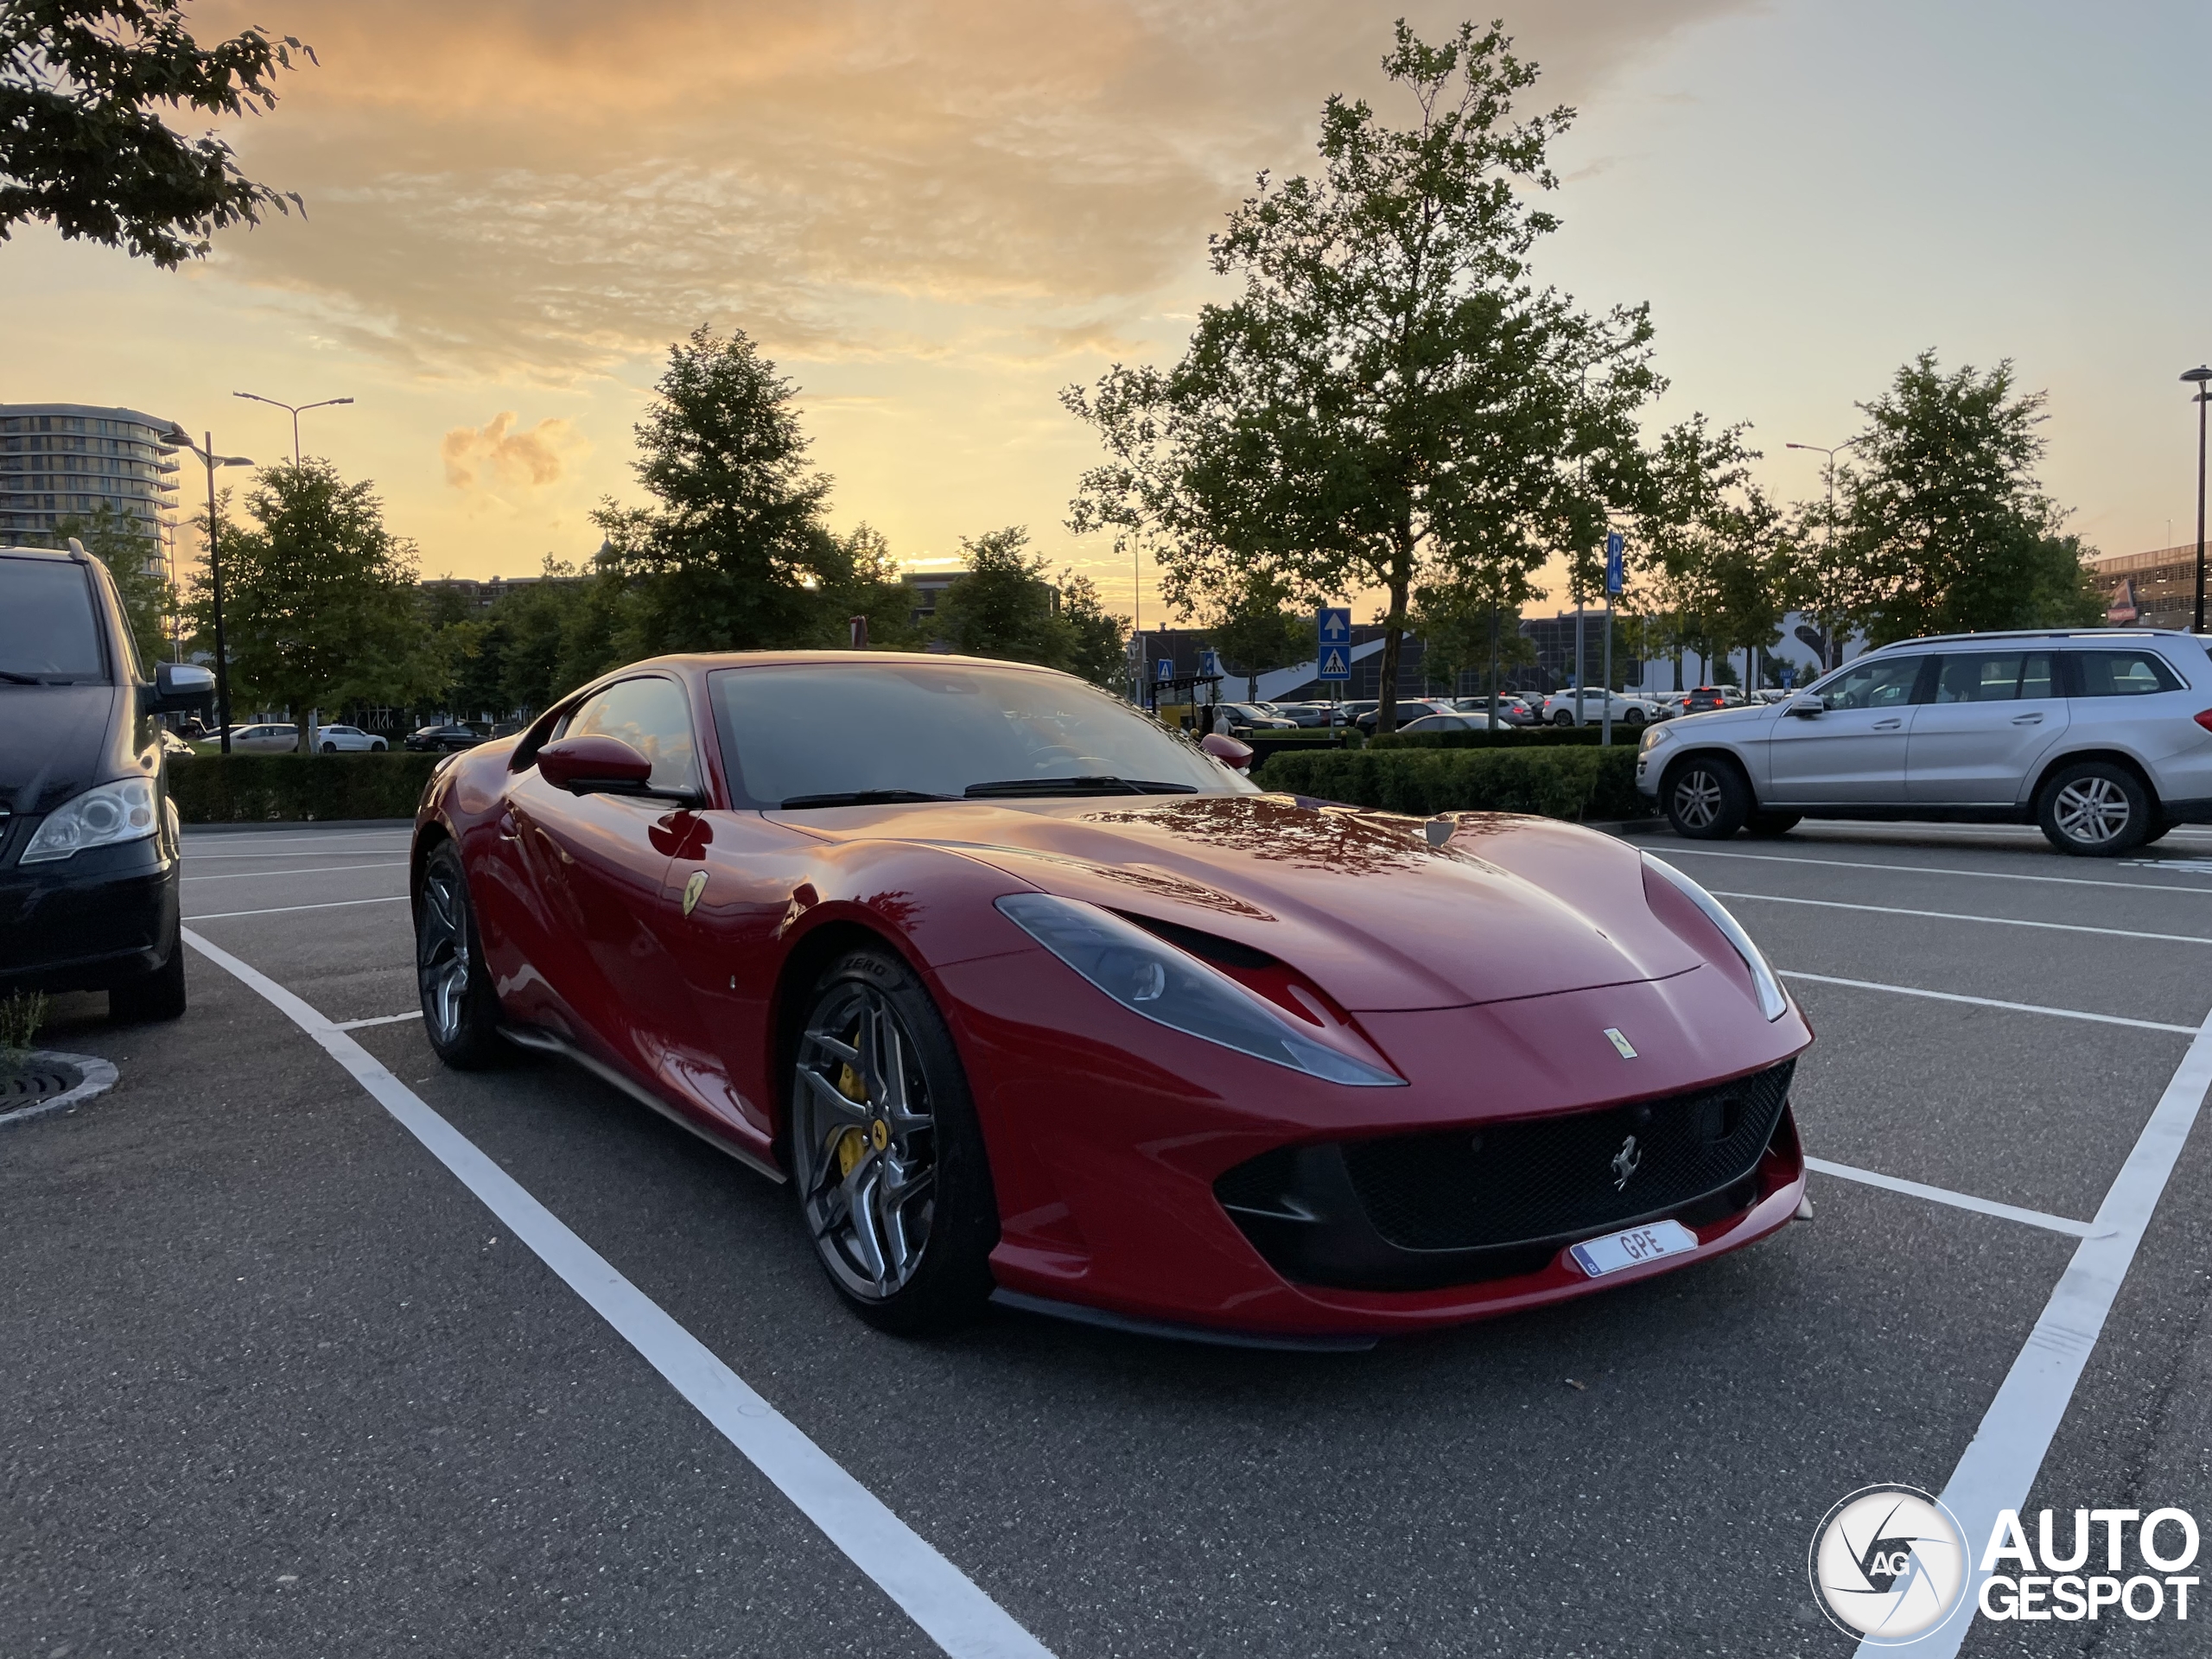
{"left": 1866, "top": 627, "right": 2196, "bottom": 650}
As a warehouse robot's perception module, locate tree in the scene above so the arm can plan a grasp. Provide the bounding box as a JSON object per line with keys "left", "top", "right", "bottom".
{"left": 821, "top": 523, "right": 922, "bottom": 652}
{"left": 1067, "top": 21, "right": 1659, "bottom": 734}
{"left": 1837, "top": 352, "right": 2102, "bottom": 643}
{"left": 1409, "top": 579, "right": 1530, "bottom": 702}
{"left": 45, "top": 501, "right": 168, "bottom": 668}
{"left": 931, "top": 527, "right": 1068, "bottom": 665}
{"left": 186, "top": 461, "right": 432, "bottom": 747}
{"left": 1200, "top": 569, "right": 1308, "bottom": 698}
{"left": 594, "top": 325, "right": 842, "bottom": 660}
{"left": 1058, "top": 571, "right": 1128, "bottom": 689}
{"left": 2, "top": 2, "right": 311, "bottom": 267}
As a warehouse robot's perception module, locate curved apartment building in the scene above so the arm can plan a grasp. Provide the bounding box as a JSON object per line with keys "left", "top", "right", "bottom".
{"left": 0, "top": 403, "right": 183, "bottom": 553}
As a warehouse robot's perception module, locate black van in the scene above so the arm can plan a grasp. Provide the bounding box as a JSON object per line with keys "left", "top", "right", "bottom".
{"left": 0, "top": 542, "right": 213, "bottom": 1019}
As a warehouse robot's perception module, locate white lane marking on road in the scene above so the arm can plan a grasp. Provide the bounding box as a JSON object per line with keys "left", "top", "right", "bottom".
{"left": 331, "top": 1010, "right": 423, "bottom": 1031}
{"left": 2120, "top": 857, "right": 2212, "bottom": 874}
{"left": 1778, "top": 970, "right": 2201, "bottom": 1034}
{"left": 181, "top": 833, "right": 412, "bottom": 847}
{"left": 184, "top": 862, "right": 408, "bottom": 881}
{"left": 180, "top": 927, "right": 1053, "bottom": 1659}
{"left": 186, "top": 896, "right": 410, "bottom": 921}
{"left": 1713, "top": 889, "right": 2212, "bottom": 946}
{"left": 1859, "top": 1007, "right": 2212, "bottom": 1659}
{"left": 1659, "top": 844, "right": 2212, "bottom": 894}
{"left": 1802, "top": 1158, "right": 2106, "bottom": 1239}
{"left": 185, "top": 843, "right": 413, "bottom": 859}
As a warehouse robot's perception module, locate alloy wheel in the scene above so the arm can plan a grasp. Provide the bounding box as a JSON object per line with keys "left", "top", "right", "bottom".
{"left": 793, "top": 983, "right": 938, "bottom": 1301}
{"left": 416, "top": 863, "right": 472, "bottom": 1044}
{"left": 2053, "top": 776, "right": 2133, "bottom": 846}
{"left": 1672, "top": 768, "right": 1725, "bottom": 832}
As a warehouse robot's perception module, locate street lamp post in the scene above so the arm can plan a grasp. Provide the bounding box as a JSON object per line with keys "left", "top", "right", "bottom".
{"left": 2184, "top": 368, "right": 2211, "bottom": 635}
{"left": 1786, "top": 438, "right": 1861, "bottom": 671}
{"left": 169, "top": 430, "right": 255, "bottom": 753}
{"left": 232, "top": 391, "right": 353, "bottom": 464}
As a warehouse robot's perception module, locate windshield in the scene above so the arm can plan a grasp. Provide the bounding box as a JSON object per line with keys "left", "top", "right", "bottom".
{"left": 0, "top": 557, "right": 105, "bottom": 683}
{"left": 709, "top": 661, "right": 1255, "bottom": 808}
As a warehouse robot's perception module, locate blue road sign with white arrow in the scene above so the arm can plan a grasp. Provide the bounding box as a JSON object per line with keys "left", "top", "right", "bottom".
{"left": 1605, "top": 531, "right": 1626, "bottom": 596}
{"left": 1156, "top": 658, "right": 1175, "bottom": 683}
{"left": 1317, "top": 607, "right": 1352, "bottom": 681}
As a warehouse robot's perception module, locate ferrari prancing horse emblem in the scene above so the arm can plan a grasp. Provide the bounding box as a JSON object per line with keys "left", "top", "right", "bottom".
{"left": 681, "top": 869, "right": 708, "bottom": 918}
{"left": 1611, "top": 1134, "right": 1641, "bottom": 1191}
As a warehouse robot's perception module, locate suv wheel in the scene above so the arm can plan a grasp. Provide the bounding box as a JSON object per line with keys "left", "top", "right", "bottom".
{"left": 1663, "top": 757, "right": 1750, "bottom": 839}
{"left": 2037, "top": 761, "right": 2151, "bottom": 857}
{"left": 1553, "top": 709, "right": 1575, "bottom": 728}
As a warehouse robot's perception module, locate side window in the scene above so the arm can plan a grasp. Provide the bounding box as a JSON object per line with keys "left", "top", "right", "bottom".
{"left": 563, "top": 677, "right": 701, "bottom": 794}
{"left": 1821, "top": 656, "right": 1926, "bottom": 711}
{"left": 1930, "top": 652, "right": 2056, "bottom": 702}
{"left": 2070, "top": 650, "right": 2184, "bottom": 697}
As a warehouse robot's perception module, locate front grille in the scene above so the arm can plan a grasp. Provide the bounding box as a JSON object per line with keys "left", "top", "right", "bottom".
{"left": 1344, "top": 1061, "right": 1793, "bottom": 1249}
{"left": 1212, "top": 1061, "right": 1794, "bottom": 1290}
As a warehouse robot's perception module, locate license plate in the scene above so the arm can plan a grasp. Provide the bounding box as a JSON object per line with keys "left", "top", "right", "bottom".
{"left": 1568, "top": 1219, "right": 1699, "bottom": 1277}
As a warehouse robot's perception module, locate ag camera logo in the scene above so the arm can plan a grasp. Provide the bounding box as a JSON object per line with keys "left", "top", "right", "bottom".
{"left": 1808, "top": 1485, "right": 1970, "bottom": 1643}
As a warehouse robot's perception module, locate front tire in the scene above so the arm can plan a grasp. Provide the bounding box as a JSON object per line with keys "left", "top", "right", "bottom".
{"left": 2037, "top": 761, "right": 2151, "bottom": 857}
{"left": 416, "top": 840, "right": 507, "bottom": 1067}
{"left": 1746, "top": 810, "right": 1802, "bottom": 837}
{"left": 1663, "top": 757, "right": 1751, "bottom": 840}
{"left": 111, "top": 923, "right": 187, "bottom": 1022}
{"left": 321, "top": 742, "right": 337, "bottom": 753}
{"left": 1553, "top": 709, "right": 1575, "bottom": 728}
{"left": 789, "top": 948, "right": 997, "bottom": 1335}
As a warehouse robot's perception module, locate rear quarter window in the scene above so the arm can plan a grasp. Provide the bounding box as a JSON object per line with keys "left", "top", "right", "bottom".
{"left": 2068, "top": 650, "right": 2186, "bottom": 696}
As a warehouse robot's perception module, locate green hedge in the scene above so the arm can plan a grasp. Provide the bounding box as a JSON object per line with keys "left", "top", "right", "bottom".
{"left": 1254, "top": 744, "right": 1646, "bottom": 822}
{"left": 171, "top": 753, "right": 439, "bottom": 823}
{"left": 1367, "top": 725, "right": 1618, "bottom": 750}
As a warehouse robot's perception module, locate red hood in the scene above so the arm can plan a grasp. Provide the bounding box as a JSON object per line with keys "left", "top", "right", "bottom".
{"left": 768, "top": 794, "right": 1705, "bottom": 1011}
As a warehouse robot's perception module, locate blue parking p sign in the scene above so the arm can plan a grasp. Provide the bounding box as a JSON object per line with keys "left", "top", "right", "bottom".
{"left": 1605, "top": 531, "right": 1626, "bottom": 597}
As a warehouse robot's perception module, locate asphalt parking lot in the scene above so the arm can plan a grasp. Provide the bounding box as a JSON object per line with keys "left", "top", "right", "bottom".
{"left": 7, "top": 816, "right": 2212, "bottom": 1658}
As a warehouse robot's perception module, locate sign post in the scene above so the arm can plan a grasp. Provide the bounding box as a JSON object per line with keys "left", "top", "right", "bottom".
{"left": 1602, "top": 531, "right": 1625, "bottom": 748}
{"left": 1315, "top": 608, "right": 1352, "bottom": 693}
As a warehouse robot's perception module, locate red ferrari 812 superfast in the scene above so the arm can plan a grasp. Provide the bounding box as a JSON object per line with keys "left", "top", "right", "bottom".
{"left": 412, "top": 653, "right": 1812, "bottom": 1344}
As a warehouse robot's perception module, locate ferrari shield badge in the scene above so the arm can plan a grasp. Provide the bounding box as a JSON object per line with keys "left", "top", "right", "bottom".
{"left": 1604, "top": 1027, "right": 1637, "bottom": 1058}
{"left": 681, "top": 869, "right": 709, "bottom": 918}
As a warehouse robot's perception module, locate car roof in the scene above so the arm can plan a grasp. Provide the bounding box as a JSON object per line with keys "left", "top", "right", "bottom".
{"left": 0, "top": 544, "right": 81, "bottom": 563}
{"left": 1862, "top": 628, "right": 2202, "bottom": 652}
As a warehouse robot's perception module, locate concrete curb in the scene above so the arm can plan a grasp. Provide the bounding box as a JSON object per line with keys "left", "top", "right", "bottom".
{"left": 0, "top": 1051, "right": 121, "bottom": 1130}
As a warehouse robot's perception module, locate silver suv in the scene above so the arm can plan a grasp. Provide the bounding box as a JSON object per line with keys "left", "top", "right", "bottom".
{"left": 1634, "top": 630, "right": 2212, "bottom": 855}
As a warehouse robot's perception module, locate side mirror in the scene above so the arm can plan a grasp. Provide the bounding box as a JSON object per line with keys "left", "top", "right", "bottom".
{"left": 152, "top": 660, "right": 215, "bottom": 712}
{"left": 1786, "top": 693, "right": 1825, "bottom": 718}
{"left": 536, "top": 734, "right": 654, "bottom": 795}
{"left": 1200, "top": 731, "right": 1255, "bottom": 774}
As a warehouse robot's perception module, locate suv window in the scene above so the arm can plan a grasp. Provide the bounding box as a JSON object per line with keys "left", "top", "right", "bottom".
{"left": 1931, "top": 651, "right": 2055, "bottom": 702}
{"left": 563, "top": 676, "right": 701, "bottom": 794}
{"left": 0, "top": 556, "right": 106, "bottom": 682}
{"left": 2069, "top": 649, "right": 2184, "bottom": 697}
{"left": 1818, "top": 655, "right": 1926, "bottom": 710}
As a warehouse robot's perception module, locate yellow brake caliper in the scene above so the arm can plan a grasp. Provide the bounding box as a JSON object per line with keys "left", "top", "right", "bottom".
{"left": 832, "top": 1025, "right": 868, "bottom": 1177}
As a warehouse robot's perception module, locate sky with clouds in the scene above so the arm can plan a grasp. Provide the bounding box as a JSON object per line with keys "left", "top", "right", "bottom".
{"left": 3, "top": 0, "right": 2204, "bottom": 621}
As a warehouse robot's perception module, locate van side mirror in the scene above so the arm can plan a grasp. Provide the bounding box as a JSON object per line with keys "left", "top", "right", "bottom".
{"left": 151, "top": 660, "right": 215, "bottom": 713}
{"left": 536, "top": 734, "right": 655, "bottom": 795}
{"left": 1785, "top": 693, "right": 1825, "bottom": 718}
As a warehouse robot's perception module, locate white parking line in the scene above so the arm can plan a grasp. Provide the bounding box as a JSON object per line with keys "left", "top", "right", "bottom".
{"left": 1713, "top": 889, "right": 2212, "bottom": 946}
{"left": 185, "top": 843, "right": 413, "bottom": 859}
{"left": 186, "top": 896, "right": 410, "bottom": 921}
{"left": 1778, "top": 970, "right": 2201, "bottom": 1034}
{"left": 1866, "top": 1007, "right": 2212, "bottom": 1659}
{"left": 180, "top": 928, "right": 1053, "bottom": 1659}
{"left": 1802, "top": 1158, "right": 2105, "bottom": 1238}
{"left": 184, "top": 862, "right": 409, "bottom": 881}
{"left": 1659, "top": 845, "right": 2212, "bottom": 894}
{"left": 332, "top": 1011, "right": 423, "bottom": 1031}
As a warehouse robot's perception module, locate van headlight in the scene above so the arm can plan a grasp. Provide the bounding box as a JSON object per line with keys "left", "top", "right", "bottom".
{"left": 22, "top": 776, "right": 161, "bottom": 864}
{"left": 1642, "top": 852, "right": 1789, "bottom": 1020}
{"left": 995, "top": 893, "right": 1404, "bottom": 1085}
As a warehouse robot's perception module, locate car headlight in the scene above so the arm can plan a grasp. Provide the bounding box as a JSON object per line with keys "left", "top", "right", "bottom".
{"left": 1641, "top": 853, "right": 1788, "bottom": 1020}
{"left": 995, "top": 893, "right": 1404, "bottom": 1086}
{"left": 22, "top": 776, "right": 160, "bottom": 864}
{"left": 1640, "top": 723, "right": 1673, "bottom": 753}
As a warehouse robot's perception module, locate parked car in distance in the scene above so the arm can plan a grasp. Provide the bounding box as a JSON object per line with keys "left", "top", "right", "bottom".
{"left": 1, "top": 541, "right": 210, "bottom": 1020}
{"left": 1452, "top": 695, "right": 1536, "bottom": 725}
{"left": 316, "top": 722, "right": 389, "bottom": 753}
{"left": 1213, "top": 702, "right": 1299, "bottom": 734}
{"left": 1637, "top": 630, "right": 2212, "bottom": 855}
{"left": 1541, "top": 690, "right": 1666, "bottom": 728}
{"left": 1398, "top": 711, "right": 1513, "bottom": 734}
{"left": 1355, "top": 699, "right": 1456, "bottom": 734}
{"left": 1681, "top": 685, "right": 1745, "bottom": 714}
{"left": 404, "top": 723, "right": 486, "bottom": 753}
{"left": 1268, "top": 702, "right": 1343, "bottom": 728}
{"left": 229, "top": 721, "right": 301, "bottom": 753}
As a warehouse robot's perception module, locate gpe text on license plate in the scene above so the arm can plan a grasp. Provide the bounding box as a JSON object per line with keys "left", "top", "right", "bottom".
{"left": 1567, "top": 1219, "right": 1698, "bottom": 1277}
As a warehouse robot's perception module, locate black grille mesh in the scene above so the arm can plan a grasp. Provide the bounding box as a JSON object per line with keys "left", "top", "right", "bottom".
{"left": 1340, "top": 1060, "right": 1794, "bottom": 1252}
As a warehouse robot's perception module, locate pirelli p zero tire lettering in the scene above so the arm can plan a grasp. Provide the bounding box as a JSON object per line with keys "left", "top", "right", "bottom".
{"left": 1663, "top": 756, "right": 1751, "bottom": 840}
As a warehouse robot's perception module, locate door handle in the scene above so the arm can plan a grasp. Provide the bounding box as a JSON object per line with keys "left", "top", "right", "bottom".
{"left": 497, "top": 809, "right": 520, "bottom": 842}
{"left": 2011, "top": 712, "right": 2044, "bottom": 725}
{"left": 1873, "top": 717, "right": 1903, "bottom": 730}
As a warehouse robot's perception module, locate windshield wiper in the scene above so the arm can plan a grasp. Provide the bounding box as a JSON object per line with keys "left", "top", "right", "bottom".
{"left": 0, "top": 671, "right": 48, "bottom": 685}
{"left": 779, "top": 789, "right": 957, "bottom": 810}
{"left": 963, "top": 776, "right": 1200, "bottom": 798}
